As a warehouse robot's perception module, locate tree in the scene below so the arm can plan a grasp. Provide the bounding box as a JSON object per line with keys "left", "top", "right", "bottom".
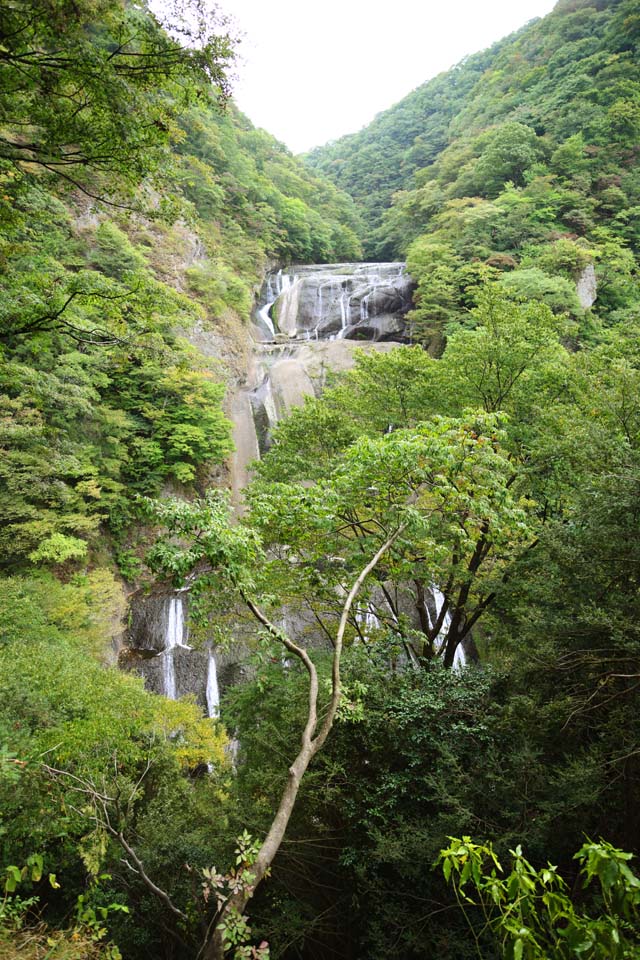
{"left": 439, "top": 837, "right": 640, "bottom": 960}
{"left": 142, "top": 490, "right": 406, "bottom": 959}
{"left": 126, "top": 414, "right": 532, "bottom": 954}
{"left": 249, "top": 415, "right": 536, "bottom": 669}
{"left": 255, "top": 292, "right": 572, "bottom": 668}
{"left": 0, "top": 0, "right": 234, "bottom": 199}
{"left": 471, "top": 122, "right": 543, "bottom": 197}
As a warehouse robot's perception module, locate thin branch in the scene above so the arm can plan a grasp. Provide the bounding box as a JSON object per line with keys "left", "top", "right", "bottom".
{"left": 110, "top": 827, "right": 188, "bottom": 923}
{"left": 40, "top": 761, "right": 188, "bottom": 923}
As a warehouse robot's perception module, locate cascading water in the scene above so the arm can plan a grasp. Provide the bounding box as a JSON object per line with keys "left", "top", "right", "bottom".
{"left": 257, "top": 269, "right": 296, "bottom": 339}
{"left": 160, "top": 595, "right": 190, "bottom": 700}
{"left": 429, "top": 585, "right": 466, "bottom": 670}
{"left": 356, "top": 602, "right": 381, "bottom": 641}
{"left": 244, "top": 261, "right": 414, "bottom": 457}
{"left": 206, "top": 651, "right": 221, "bottom": 718}
{"left": 255, "top": 262, "right": 413, "bottom": 343}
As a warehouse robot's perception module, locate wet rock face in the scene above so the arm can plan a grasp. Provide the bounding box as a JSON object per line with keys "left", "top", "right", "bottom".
{"left": 128, "top": 592, "right": 186, "bottom": 653}
{"left": 123, "top": 591, "right": 256, "bottom": 711}
{"left": 257, "top": 263, "right": 414, "bottom": 342}
{"left": 246, "top": 339, "right": 398, "bottom": 457}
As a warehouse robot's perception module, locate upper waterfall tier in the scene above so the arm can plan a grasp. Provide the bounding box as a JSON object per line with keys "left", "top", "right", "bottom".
{"left": 256, "top": 262, "right": 414, "bottom": 342}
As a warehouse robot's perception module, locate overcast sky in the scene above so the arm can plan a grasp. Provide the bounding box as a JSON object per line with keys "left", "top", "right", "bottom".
{"left": 223, "top": 0, "right": 558, "bottom": 154}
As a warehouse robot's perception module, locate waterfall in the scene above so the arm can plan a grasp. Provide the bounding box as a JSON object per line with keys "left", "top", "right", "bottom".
{"left": 161, "top": 595, "right": 189, "bottom": 700}
{"left": 257, "top": 271, "right": 295, "bottom": 338}
{"left": 206, "top": 652, "right": 221, "bottom": 718}
{"left": 258, "top": 302, "right": 276, "bottom": 338}
{"left": 257, "top": 262, "right": 413, "bottom": 343}
{"left": 167, "top": 596, "right": 184, "bottom": 647}
{"left": 340, "top": 290, "right": 350, "bottom": 329}
{"left": 429, "top": 586, "right": 466, "bottom": 669}
{"left": 274, "top": 276, "right": 304, "bottom": 337}
{"left": 356, "top": 602, "right": 381, "bottom": 641}
{"left": 162, "top": 646, "right": 177, "bottom": 700}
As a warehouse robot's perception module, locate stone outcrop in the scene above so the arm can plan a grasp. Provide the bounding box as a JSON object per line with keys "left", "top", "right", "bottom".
{"left": 245, "top": 338, "right": 397, "bottom": 458}
{"left": 576, "top": 263, "right": 597, "bottom": 310}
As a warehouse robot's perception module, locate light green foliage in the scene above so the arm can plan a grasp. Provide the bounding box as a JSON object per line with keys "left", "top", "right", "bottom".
{"left": 469, "top": 122, "right": 544, "bottom": 197}
{"left": 435, "top": 288, "right": 569, "bottom": 416}
{"left": 187, "top": 260, "right": 253, "bottom": 317}
{"left": 254, "top": 409, "right": 534, "bottom": 669}
{"left": 28, "top": 533, "right": 88, "bottom": 565}
{"left": 498, "top": 267, "right": 583, "bottom": 317}
{"left": 0, "top": 572, "right": 231, "bottom": 957}
{"left": 440, "top": 837, "right": 640, "bottom": 959}
{"left": 0, "top": 0, "right": 364, "bottom": 572}
{"left": 91, "top": 223, "right": 146, "bottom": 279}
{"left": 522, "top": 237, "right": 594, "bottom": 280}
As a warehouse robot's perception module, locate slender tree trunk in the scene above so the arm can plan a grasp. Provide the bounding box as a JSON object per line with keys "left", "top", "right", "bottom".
{"left": 204, "top": 525, "right": 406, "bottom": 960}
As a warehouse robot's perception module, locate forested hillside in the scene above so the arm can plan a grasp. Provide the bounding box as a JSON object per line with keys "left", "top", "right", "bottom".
{"left": 0, "top": 0, "right": 363, "bottom": 571}
{"left": 2, "top": 1, "right": 640, "bottom": 959}
{"left": 306, "top": 0, "right": 640, "bottom": 345}
{"left": 0, "top": 2, "right": 362, "bottom": 957}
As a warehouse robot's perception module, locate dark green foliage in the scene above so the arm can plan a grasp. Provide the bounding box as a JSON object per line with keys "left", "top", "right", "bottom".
{"left": 0, "top": 0, "right": 233, "bottom": 193}
{"left": 225, "top": 646, "right": 640, "bottom": 960}
{"left": 177, "top": 102, "right": 363, "bottom": 266}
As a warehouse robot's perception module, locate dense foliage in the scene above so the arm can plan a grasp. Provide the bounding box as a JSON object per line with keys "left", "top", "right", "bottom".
{"left": 0, "top": 1, "right": 365, "bottom": 955}
{"left": 0, "top": 0, "right": 363, "bottom": 571}
{"left": 2, "top": 0, "right": 640, "bottom": 957}
{"left": 306, "top": 0, "right": 640, "bottom": 345}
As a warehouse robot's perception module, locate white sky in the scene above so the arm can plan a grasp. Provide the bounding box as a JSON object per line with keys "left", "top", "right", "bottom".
{"left": 223, "top": 0, "right": 558, "bottom": 154}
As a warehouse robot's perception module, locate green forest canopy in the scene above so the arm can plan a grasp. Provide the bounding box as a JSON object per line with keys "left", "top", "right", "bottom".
{"left": 1, "top": 0, "right": 640, "bottom": 958}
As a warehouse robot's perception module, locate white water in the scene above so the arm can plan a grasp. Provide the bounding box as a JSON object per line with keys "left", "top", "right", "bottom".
{"left": 356, "top": 602, "right": 381, "bottom": 641}
{"left": 340, "top": 290, "right": 350, "bottom": 329}
{"left": 258, "top": 262, "right": 410, "bottom": 342}
{"left": 257, "top": 270, "right": 295, "bottom": 338}
{"left": 206, "top": 652, "right": 221, "bottom": 718}
{"left": 273, "top": 275, "right": 304, "bottom": 337}
{"left": 429, "top": 586, "right": 466, "bottom": 669}
{"left": 161, "top": 596, "right": 190, "bottom": 700}
{"left": 258, "top": 302, "right": 276, "bottom": 338}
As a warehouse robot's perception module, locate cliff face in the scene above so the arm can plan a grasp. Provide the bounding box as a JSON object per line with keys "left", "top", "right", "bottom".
{"left": 124, "top": 260, "right": 415, "bottom": 703}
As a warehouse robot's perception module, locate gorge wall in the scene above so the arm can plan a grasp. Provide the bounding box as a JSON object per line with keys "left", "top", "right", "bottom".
{"left": 124, "top": 261, "right": 415, "bottom": 704}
